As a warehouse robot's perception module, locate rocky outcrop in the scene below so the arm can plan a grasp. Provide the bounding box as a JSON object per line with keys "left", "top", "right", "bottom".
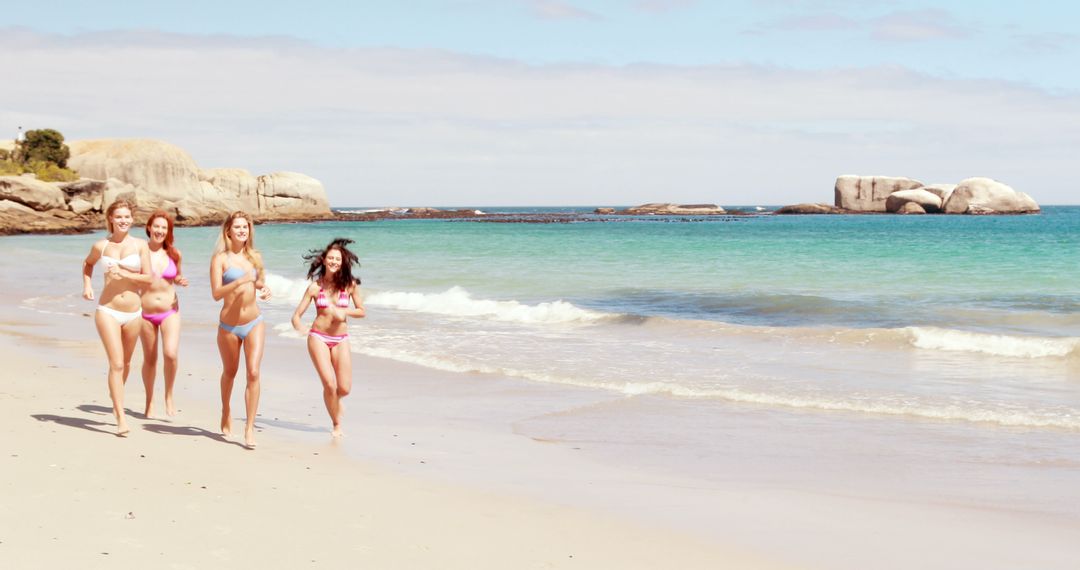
{"left": 0, "top": 138, "right": 333, "bottom": 235}
{"left": 885, "top": 189, "right": 942, "bottom": 213}
{"left": 774, "top": 203, "right": 846, "bottom": 215}
{"left": 835, "top": 175, "right": 924, "bottom": 212}
{"left": 0, "top": 175, "right": 67, "bottom": 210}
{"left": 942, "top": 178, "right": 1040, "bottom": 214}
{"left": 67, "top": 139, "right": 331, "bottom": 223}
{"left": 619, "top": 203, "right": 727, "bottom": 215}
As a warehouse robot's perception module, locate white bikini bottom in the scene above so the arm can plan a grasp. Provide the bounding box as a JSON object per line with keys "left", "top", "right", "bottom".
{"left": 97, "top": 305, "right": 143, "bottom": 326}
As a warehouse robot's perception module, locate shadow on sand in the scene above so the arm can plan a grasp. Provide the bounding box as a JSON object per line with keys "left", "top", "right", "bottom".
{"left": 31, "top": 413, "right": 116, "bottom": 436}
{"left": 142, "top": 423, "right": 248, "bottom": 449}
{"left": 75, "top": 403, "right": 153, "bottom": 420}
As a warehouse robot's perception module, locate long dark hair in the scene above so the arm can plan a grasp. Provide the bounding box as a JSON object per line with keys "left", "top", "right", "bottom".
{"left": 145, "top": 210, "right": 180, "bottom": 262}
{"left": 304, "top": 238, "right": 360, "bottom": 292}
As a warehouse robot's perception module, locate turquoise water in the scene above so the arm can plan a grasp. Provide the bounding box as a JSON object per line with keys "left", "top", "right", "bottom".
{"left": 8, "top": 207, "right": 1080, "bottom": 433}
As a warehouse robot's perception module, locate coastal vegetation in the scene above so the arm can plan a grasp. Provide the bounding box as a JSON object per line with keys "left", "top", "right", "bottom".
{"left": 2, "top": 128, "right": 78, "bottom": 182}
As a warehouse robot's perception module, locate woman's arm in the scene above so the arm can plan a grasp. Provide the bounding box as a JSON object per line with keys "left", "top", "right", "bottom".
{"left": 173, "top": 249, "right": 189, "bottom": 287}
{"left": 290, "top": 283, "right": 317, "bottom": 332}
{"left": 254, "top": 253, "right": 272, "bottom": 301}
{"left": 82, "top": 240, "right": 102, "bottom": 300}
{"left": 345, "top": 284, "right": 366, "bottom": 319}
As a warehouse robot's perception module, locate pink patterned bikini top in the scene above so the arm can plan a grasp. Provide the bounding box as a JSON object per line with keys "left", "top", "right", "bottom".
{"left": 315, "top": 287, "right": 350, "bottom": 309}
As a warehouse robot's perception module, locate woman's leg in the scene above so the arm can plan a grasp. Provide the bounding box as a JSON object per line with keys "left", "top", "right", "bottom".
{"left": 217, "top": 327, "right": 242, "bottom": 436}
{"left": 330, "top": 341, "right": 353, "bottom": 436}
{"left": 159, "top": 313, "right": 181, "bottom": 416}
{"left": 306, "top": 335, "right": 340, "bottom": 434}
{"left": 241, "top": 321, "right": 266, "bottom": 448}
{"left": 95, "top": 310, "right": 130, "bottom": 435}
{"left": 139, "top": 320, "right": 159, "bottom": 418}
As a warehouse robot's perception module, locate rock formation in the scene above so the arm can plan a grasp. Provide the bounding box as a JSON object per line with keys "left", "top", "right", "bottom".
{"left": 822, "top": 175, "right": 1038, "bottom": 215}
{"left": 942, "top": 177, "right": 1040, "bottom": 214}
{"left": 774, "top": 203, "right": 846, "bottom": 215}
{"left": 1, "top": 139, "right": 332, "bottom": 235}
{"left": 617, "top": 203, "right": 727, "bottom": 215}
{"left": 835, "top": 176, "right": 924, "bottom": 212}
{"left": 885, "top": 189, "right": 943, "bottom": 213}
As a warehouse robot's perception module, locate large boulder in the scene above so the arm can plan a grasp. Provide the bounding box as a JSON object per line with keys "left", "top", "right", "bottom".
{"left": 0, "top": 175, "right": 66, "bottom": 210}
{"left": 885, "top": 189, "right": 943, "bottom": 213}
{"left": 0, "top": 199, "right": 88, "bottom": 235}
{"left": 834, "top": 175, "right": 924, "bottom": 212}
{"left": 920, "top": 184, "right": 956, "bottom": 204}
{"left": 897, "top": 202, "right": 926, "bottom": 215}
{"left": 942, "top": 178, "right": 1040, "bottom": 214}
{"left": 68, "top": 139, "right": 331, "bottom": 220}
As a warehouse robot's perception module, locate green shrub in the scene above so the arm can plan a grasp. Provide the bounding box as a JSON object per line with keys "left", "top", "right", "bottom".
{"left": 23, "top": 129, "right": 71, "bottom": 168}
{"left": 0, "top": 159, "right": 23, "bottom": 176}
{"left": 26, "top": 160, "right": 79, "bottom": 182}
{"left": 0, "top": 149, "right": 9, "bottom": 161}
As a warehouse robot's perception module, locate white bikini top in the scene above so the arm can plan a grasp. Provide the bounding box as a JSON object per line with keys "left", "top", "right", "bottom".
{"left": 98, "top": 242, "right": 142, "bottom": 271}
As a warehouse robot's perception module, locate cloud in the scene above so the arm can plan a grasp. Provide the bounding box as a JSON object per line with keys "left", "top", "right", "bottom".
{"left": 632, "top": 0, "right": 698, "bottom": 14}
{"left": 869, "top": 9, "right": 970, "bottom": 42}
{"left": 528, "top": 0, "right": 602, "bottom": 21}
{"left": 2, "top": 29, "right": 1077, "bottom": 205}
{"left": 752, "top": 8, "right": 970, "bottom": 43}
{"left": 1011, "top": 32, "right": 1080, "bottom": 54}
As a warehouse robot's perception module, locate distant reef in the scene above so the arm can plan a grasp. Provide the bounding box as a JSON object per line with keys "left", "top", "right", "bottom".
{"left": 0, "top": 139, "right": 331, "bottom": 235}
{"left": 777, "top": 175, "right": 1040, "bottom": 215}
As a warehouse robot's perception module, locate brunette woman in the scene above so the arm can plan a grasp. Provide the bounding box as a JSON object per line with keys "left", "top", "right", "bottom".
{"left": 290, "top": 238, "right": 365, "bottom": 437}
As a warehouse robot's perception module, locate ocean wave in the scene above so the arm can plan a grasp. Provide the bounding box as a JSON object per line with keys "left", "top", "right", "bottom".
{"left": 365, "top": 286, "right": 612, "bottom": 324}
{"left": 356, "top": 347, "right": 1080, "bottom": 430}
{"left": 904, "top": 327, "right": 1080, "bottom": 358}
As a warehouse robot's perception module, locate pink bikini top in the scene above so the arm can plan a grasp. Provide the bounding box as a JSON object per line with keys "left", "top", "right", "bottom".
{"left": 315, "top": 287, "right": 350, "bottom": 309}
{"left": 155, "top": 256, "right": 178, "bottom": 281}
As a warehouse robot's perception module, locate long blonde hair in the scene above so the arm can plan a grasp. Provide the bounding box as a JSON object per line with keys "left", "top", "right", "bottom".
{"left": 104, "top": 198, "right": 135, "bottom": 235}
{"left": 217, "top": 210, "right": 263, "bottom": 270}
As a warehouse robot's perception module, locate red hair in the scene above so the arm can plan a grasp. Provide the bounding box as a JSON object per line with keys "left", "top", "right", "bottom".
{"left": 145, "top": 210, "right": 180, "bottom": 262}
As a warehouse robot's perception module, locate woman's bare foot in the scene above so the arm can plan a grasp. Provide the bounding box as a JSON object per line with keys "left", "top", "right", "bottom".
{"left": 116, "top": 421, "right": 130, "bottom": 437}
{"left": 331, "top": 425, "right": 343, "bottom": 438}
{"left": 143, "top": 404, "right": 155, "bottom": 420}
{"left": 220, "top": 413, "right": 232, "bottom": 437}
{"left": 165, "top": 395, "right": 177, "bottom": 417}
{"left": 244, "top": 426, "right": 256, "bottom": 449}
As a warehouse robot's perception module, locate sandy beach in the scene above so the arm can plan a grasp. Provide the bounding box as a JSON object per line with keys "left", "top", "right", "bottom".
{"left": 0, "top": 303, "right": 785, "bottom": 569}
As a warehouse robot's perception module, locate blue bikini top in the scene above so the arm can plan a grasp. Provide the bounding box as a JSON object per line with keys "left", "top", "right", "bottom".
{"left": 222, "top": 266, "right": 254, "bottom": 285}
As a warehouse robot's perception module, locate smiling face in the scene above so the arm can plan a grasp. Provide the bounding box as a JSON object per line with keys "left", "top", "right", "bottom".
{"left": 108, "top": 207, "right": 133, "bottom": 235}
{"left": 148, "top": 217, "right": 169, "bottom": 245}
{"left": 324, "top": 248, "right": 343, "bottom": 275}
{"left": 228, "top": 217, "right": 250, "bottom": 244}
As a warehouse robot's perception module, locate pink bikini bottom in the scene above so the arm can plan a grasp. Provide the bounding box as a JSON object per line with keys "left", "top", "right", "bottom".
{"left": 309, "top": 329, "right": 348, "bottom": 349}
{"left": 142, "top": 308, "right": 178, "bottom": 327}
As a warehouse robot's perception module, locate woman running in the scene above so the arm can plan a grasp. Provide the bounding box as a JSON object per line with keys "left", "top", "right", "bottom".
{"left": 139, "top": 210, "right": 189, "bottom": 418}
{"left": 290, "top": 238, "right": 365, "bottom": 437}
{"left": 81, "top": 199, "right": 152, "bottom": 436}
{"left": 210, "top": 211, "right": 271, "bottom": 448}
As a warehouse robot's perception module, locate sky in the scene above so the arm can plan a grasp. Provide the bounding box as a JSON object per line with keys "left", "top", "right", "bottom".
{"left": 2, "top": 0, "right": 1078, "bottom": 206}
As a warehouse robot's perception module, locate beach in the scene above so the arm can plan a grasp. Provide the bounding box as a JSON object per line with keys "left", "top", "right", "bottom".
{"left": 3, "top": 211, "right": 1080, "bottom": 569}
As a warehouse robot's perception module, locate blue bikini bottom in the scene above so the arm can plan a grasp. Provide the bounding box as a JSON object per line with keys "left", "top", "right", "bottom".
{"left": 219, "top": 314, "right": 263, "bottom": 340}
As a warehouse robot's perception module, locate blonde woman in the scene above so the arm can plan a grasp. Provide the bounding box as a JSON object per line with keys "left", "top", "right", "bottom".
{"left": 82, "top": 199, "right": 152, "bottom": 436}
{"left": 210, "top": 211, "right": 271, "bottom": 448}
{"left": 140, "top": 210, "right": 189, "bottom": 418}
{"left": 290, "top": 238, "right": 365, "bottom": 437}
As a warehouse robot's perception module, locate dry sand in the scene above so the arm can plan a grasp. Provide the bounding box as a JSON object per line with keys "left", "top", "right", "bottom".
{"left": 0, "top": 314, "right": 786, "bottom": 569}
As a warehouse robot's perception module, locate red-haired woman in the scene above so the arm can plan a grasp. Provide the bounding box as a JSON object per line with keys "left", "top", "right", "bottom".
{"left": 139, "top": 210, "right": 189, "bottom": 418}
{"left": 82, "top": 199, "right": 152, "bottom": 436}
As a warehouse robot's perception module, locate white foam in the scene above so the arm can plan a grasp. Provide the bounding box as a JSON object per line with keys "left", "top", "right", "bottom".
{"left": 365, "top": 286, "right": 611, "bottom": 324}
{"left": 906, "top": 327, "right": 1080, "bottom": 358}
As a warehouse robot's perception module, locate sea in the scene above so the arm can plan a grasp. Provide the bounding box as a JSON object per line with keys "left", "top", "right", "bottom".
{"left": 6, "top": 205, "right": 1080, "bottom": 522}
